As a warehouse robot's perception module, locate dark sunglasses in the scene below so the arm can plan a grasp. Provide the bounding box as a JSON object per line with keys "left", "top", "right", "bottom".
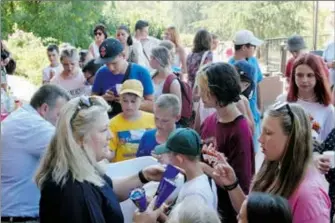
{"left": 95, "top": 32, "right": 103, "bottom": 36}
{"left": 71, "top": 96, "right": 94, "bottom": 125}
{"left": 272, "top": 102, "right": 294, "bottom": 124}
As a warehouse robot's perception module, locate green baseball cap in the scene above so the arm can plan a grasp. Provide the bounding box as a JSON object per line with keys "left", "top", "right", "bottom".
{"left": 154, "top": 128, "right": 202, "bottom": 156}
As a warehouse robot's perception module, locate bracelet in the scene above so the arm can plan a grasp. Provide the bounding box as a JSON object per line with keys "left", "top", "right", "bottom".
{"left": 138, "top": 170, "right": 149, "bottom": 184}
{"left": 223, "top": 179, "right": 239, "bottom": 191}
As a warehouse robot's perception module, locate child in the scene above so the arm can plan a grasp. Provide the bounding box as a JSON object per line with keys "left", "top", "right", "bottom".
{"left": 136, "top": 94, "right": 181, "bottom": 157}
{"left": 42, "top": 44, "right": 63, "bottom": 84}
{"left": 50, "top": 46, "right": 86, "bottom": 98}
{"left": 109, "top": 79, "right": 155, "bottom": 162}
{"left": 154, "top": 128, "right": 218, "bottom": 209}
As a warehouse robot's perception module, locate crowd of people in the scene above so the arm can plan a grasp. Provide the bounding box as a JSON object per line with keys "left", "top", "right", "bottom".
{"left": 1, "top": 17, "right": 335, "bottom": 223}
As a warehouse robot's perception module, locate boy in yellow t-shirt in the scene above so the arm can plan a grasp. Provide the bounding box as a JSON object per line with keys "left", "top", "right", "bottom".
{"left": 109, "top": 79, "right": 155, "bottom": 162}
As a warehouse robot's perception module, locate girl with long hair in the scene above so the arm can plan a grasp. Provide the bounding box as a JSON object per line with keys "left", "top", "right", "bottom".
{"left": 277, "top": 53, "right": 335, "bottom": 142}
{"left": 163, "top": 26, "right": 187, "bottom": 74}
{"left": 209, "top": 102, "right": 331, "bottom": 222}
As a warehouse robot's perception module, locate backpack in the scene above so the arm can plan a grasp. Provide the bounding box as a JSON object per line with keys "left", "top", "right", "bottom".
{"left": 162, "top": 73, "right": 193, "bottom": 119}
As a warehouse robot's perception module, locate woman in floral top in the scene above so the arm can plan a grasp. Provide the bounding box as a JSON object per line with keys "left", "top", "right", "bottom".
{"left": 186, "top": 29, "right": 213, "bottom": 88}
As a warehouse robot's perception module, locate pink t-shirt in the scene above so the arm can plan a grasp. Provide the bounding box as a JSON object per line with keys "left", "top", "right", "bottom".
{"left": 288, "top": 167, "right": 330, "bottom": 223}
{"left": 50, "top": 71, "right": 86, "bottom": 98}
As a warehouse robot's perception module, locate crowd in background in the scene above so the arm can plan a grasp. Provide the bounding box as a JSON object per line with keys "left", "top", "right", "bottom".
{"left": 1, "top": 17, "right": 335, "bottom": 223}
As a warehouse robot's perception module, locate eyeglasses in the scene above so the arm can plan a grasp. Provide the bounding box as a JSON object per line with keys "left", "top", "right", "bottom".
{"left": 95, "top": 32, "right": 103, "bottom": 36}
{"left": 272, "top": 101, "right": 294, "bottom": 124}
{"left": 71, "top": 96, "right": 94, "bottom": 125}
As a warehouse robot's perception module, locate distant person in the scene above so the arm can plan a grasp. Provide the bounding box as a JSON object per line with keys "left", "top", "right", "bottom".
{"left": 150, "top": 46, "right": 182, "bottom": 102}
{"left": 323, "top": 39, "right": 335, "bottom": 89}
{"left": 134, "top": 20, "right": 161, "bottom": 71}
{"left": 228, "top": 29, "right": 264, "bottom": 154}
{"left": 50, "top": 47, "right": 86, "bottom": 98}
{"left": 79, "top": 49, "right": 92, "bottom": 68}
{"left": 116, "top": 25, "right": 146, "bottom": 66}
{"left": 89, "top": 24, "right": 108, "bottom": 58}
{"left": 211, "top": 33, "right": 220, "bottom": 62}
{"left": 1, "top": 84, "right": 70, "bottom": 223}
{"left": 109, "top": 80, "right": 155, "bottom": 162}
{"left": 186, "top": 29, "right": 213, "bottom": 88}
{"left": 1, "top": 50, "right": 9, "bottom": 91}
{"left": 286, "top": 35, "right": 329, "bottom": 86}
{"left": 42, "top": 44, "right": 63, "bottom": 84}
{"left": 92, "top": 38, "right": 154, "bottom": 117}
{"left": 163, "top": 26, "right": 187, "bottom": 74}
{"left": 82, "top": 59, "right": 102, "bottom": 95}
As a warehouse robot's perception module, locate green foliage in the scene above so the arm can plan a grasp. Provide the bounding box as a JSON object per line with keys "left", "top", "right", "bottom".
{"left": 6, "top": 27, "right": 49, "bottom": 86}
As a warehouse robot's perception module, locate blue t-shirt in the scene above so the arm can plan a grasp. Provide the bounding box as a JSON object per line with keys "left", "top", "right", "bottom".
{"left": 92, "top": 63, "right": 154, "bottom": 96}
{"left": 228, "top": 56, "right": 263, "bottom": 123}
{"left": 136, "top": 129, "right": 159, "bottom": 157}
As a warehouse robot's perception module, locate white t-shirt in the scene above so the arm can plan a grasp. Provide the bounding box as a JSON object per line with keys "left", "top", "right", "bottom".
{"left": 277, "top": 93, "right": 335, "bottom": 141}
{"left": 176, "top": 174, "right": 218, "bottom": 209}
{"left": 50, "top": 71, "right": 86, "bottom": 98}
{"left": 42, "top": 64, "right": 63, "bottom": 83}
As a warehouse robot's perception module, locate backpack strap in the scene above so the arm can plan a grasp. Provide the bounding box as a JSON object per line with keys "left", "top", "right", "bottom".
{"left": 162, "top": 74, "right": 177, "bottom": 94}
{"left": 122, "top": 62, "right": 132, "bottom": 83}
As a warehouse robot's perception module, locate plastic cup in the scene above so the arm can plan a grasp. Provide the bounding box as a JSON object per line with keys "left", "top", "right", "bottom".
{"left": 323, "top": 151, "right": 335, "bottom": 168}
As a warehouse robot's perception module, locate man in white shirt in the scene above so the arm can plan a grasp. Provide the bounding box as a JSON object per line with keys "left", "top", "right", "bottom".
{"left": 134, "top": 20, "right": 161, "bottom": 71}
{"left": 154, "top": 128, "right": 218, "bottom": 209}
{"left": 1, "top": 84, "right": 70, "bottom": 222}
{"left": 42, "top": 45, "right": 63, "bottom": 84}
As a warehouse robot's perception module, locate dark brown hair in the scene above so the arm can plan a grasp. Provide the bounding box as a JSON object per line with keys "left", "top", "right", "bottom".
{"left": 192, "top": 29, "right": 212, "bottom": 53}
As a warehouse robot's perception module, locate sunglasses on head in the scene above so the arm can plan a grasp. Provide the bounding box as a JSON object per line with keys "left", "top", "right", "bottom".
{"left": 272, "top": 101, "right": 294, "bottom": 124}
{"left": 71, "top": 96, "right": 94, "bottom": 125}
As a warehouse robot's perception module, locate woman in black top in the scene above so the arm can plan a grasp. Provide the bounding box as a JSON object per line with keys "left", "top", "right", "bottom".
{"left": 35, "top": 95, "right": 164, "bottom": 223}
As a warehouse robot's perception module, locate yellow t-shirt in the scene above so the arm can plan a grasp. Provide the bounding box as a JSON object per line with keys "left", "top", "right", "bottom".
{"left": 109, "top": 111, "right": 155, "bottom": 162}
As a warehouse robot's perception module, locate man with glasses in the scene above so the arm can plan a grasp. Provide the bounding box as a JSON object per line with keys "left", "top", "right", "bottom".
{"left": 82, "top": 59, "right": 102, "bottom": 95}
{"left": 92, "top": 38, "right": 154, "bottom": 117}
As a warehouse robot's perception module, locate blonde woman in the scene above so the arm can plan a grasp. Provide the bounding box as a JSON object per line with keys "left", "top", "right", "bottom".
{"left": 50, "top": 46, "right": 86, "bottom": 98}
{"left": 208, "top": 103, "right": 330, "bottom": 223}
{"left": 35, "top": 95, "right": 165, "bottom": 222}
{"left": 163, "top": 26, "right": 187, "bottom": 74}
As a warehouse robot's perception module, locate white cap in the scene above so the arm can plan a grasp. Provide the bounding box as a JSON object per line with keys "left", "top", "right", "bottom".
{"left": 233, "top": 30, "right": 263, "bottom": 46}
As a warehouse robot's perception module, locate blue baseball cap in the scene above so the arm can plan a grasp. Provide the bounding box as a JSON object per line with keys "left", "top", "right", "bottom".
{"left": 95, "top": 38, "right": 124, "bottom": 64}
{"left": 234, "top": 60, "right": 256, "bottom": 89}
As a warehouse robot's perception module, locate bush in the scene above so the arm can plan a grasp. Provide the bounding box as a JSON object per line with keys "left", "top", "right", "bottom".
{"left": 6, "top": 27, "right": 57, "bottom": 86}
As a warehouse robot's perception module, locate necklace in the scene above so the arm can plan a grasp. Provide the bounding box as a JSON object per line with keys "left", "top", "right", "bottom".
{"left": 297, "top": 94, "right": 317, "bottom": 102}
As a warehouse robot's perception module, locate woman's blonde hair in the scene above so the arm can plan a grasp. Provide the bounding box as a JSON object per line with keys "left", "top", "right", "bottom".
{"left": 60, "top": 46, "right": 79, "bottom": 62}
{"left": 167, "top": 196, "right": 221, "bottom": 223}
{"left": 166, "top": 26, "right": 181, "bottom": 48}
{"left": 151, "top": 46, "right": 171, "bottom": 69}
{"left": 251, "top": 103, "right": 312, "bottom": 198}
{"left": 35, "top": 96, "right": 111, "bottom": 189}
